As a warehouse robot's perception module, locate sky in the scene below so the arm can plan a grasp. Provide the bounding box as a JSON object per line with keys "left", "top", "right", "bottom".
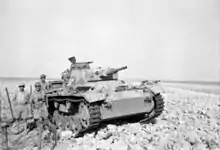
{"left": 0, "top": 0, "right": 220, "bottom": 81}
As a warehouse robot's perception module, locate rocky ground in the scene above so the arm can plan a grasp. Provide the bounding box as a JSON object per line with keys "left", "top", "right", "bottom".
{"left": 1, "top": 86, "right": 220, "bottom": 150}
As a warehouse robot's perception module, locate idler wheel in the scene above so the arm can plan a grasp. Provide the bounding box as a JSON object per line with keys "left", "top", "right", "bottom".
{"left": 78, "top": 102, "right": 90, "bottom": 129}
{"left": 53, "top": 111, "right": 66, "bottom": 130}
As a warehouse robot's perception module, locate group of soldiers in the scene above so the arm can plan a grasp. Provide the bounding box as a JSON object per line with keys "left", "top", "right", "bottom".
{"left": 12, "top": 74, "right": 49, "bottom": 132}
{"left": 9, "top": 74, "right": 58, "bottom": 149}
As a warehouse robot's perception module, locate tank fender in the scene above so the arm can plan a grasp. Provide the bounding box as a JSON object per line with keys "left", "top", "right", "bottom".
{"left": 147, "top": 84, "right": 165, "bottom": 94}
{"left": 81, "top": 92, "right": 107, "bottom": 103}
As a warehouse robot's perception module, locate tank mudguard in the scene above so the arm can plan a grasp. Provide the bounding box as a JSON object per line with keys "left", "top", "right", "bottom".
{"left": 81, "top": 92, "right": 107, "bottom": 103}
{"left": 147, "top": 84, "right": 165, "bottom": 94}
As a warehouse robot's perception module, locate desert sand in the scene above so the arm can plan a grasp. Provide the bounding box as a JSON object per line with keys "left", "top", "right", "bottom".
{"left": 1, "top": 85, "right": 220, "bottom": 150}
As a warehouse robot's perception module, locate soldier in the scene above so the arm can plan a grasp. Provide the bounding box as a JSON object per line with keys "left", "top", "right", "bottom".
{"left": 11, "top": 83, "right": 31, "bottom": 130}
{"left": 30, "top": 81, "right": 48, "bottom": 148}
{"left": 40, "top": 74, "right": 49, "bottom": 91}
{"left": 30, "top": 82, "right": 57, "bottom": 149}
{"left": 68, "top": 56, "right": 76, "bottom": 71}
{"left": 30, "top": 81, "right": 48, "bottom": 122}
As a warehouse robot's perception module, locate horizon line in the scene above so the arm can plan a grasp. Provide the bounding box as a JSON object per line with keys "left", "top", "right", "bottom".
{"left": 0, "top": 76, "right": 219, "bottom": 85}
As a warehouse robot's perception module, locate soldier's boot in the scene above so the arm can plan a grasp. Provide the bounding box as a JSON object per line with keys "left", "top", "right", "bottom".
{"left": 26, "top": 118, "right": 37, "bottom": 132}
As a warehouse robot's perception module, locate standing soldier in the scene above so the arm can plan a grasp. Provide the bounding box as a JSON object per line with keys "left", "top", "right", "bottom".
{"left": 30, "top": 82, "right": 57, "bottom": 149}
{"left": 40, "top": 74, "right": 49, "bottom": 91}
{"left": 68, "top": 56, "right": 76, "bottom": 71}
{"left": 11, "top": 83, "right": 31, "bottom": 131}
{"left": 30, "top": 82, "right": 48, "bottom": 124}
{"left": 30, "top": 81, "right": 48, "bottom": 149}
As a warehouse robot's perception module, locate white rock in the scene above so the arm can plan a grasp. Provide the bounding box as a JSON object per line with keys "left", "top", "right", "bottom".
{"left": 59, "top": 130, "right": 73, "bottom": 140}
{"left": 110, "top": 140, "right": 128, "bottom": 150}
{"left": 128, "top": 135, "right": 137, "bottom": 145}
{"left": 107, "top": 124, "right": 117, "bottom": 132}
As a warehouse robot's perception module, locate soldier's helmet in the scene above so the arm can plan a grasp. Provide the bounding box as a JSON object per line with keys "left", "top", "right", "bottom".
{"left": 18, "top": 83, "right": 25, "bottom": 87}
{"left": 40, "top": 74, "right": 46, "bottom": 79}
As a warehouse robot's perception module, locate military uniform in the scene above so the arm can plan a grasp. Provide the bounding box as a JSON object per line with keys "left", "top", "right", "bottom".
{"left": 40, "top": 81, "right": 49, "bottom": 91}
{"left": 30, "top": 90, "right": 48, "bottom": 119}
{"left": 40, "top": 74, "right": 49, "bottom": 91}
{"left": 31, "top": 82, "right": 57, "bottom": 150}
{"left": 12, "top": 83, "right": 31, "bottom": 120}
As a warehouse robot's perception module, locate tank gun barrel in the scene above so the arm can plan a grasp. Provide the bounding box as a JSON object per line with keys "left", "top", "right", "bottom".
{"left": 84, "top": 61, "right": 93, "bottom": 64}
{"left": 106, "top": 66, "right": 127, "bottom": 75}
{"left": 75, "top": 61, "right": 93, "bottom": 64}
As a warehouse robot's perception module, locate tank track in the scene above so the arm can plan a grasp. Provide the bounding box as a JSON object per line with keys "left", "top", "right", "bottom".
{"left": 152, "top": 93, "right": 165, "bottom": 118}
{"left": 52, "top": 94, "right": 164, "bottom": 136}
{"left": 51, "top": 101, "right": 102, "bottom": 137}
{"left": 79, "top": 103, "right": 101, "bottom": 133}
{"left": 140, "top": 93, "right": 165, "bottom": 122}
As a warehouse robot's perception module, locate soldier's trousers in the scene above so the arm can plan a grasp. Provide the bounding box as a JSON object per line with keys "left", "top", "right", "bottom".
{"left": 33, "top": 103, "right": 48, "bottom": 120}
{"left": 13, "top": 104, "right": 32, "bottom": 120}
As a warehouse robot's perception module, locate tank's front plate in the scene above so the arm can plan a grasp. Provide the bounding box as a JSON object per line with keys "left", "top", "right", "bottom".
{"left": 100, "top": 90, "right": 154, "bottom": 120}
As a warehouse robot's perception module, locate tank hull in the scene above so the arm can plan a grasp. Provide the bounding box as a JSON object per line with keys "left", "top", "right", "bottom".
{"left": 46, "top": 90, "right": 164, "bottom": 137}
{"left": 100, "top": 92, "right": 155, "bottom": 120}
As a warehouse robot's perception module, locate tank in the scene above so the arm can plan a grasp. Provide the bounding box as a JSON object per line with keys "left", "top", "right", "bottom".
{"left": 45, "top": 56, "right": 165, "bottom": 136}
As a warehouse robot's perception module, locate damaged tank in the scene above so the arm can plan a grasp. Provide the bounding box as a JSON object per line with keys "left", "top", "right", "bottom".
{"left": 45, "top": 56, "right": 165, "bottom": 136}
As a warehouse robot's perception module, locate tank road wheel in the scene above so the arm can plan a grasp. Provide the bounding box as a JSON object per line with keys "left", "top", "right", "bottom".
{"left": 53, "top": 111, "right": 61, "bottom": 128}
{"left": 52, "top": 111, "right": 67, "bottom": 131}
{"left": 69, "top": 117, "right": 77, "bottom": 132}
{"left": 69, "top": 115, "right": 81, "bottom": 133}
{"left": 78, "top": 102, "right": 90, "bottom": 129}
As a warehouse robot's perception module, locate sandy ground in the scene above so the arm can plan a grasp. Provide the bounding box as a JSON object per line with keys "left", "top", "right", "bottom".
{"left": 163, "top": 83, "right": 220, "bottom": 95}
{"left": 1, "top": 85, "right": 220, "bottom": 150}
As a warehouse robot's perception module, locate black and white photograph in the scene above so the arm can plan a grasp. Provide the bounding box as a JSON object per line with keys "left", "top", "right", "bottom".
{"left": 0, "top": 0, "right": 220, "bottom": 150}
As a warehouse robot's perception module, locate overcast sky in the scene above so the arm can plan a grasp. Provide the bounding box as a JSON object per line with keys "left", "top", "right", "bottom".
{"left": 0, "top": 0, "right": 220, "bottom": 81}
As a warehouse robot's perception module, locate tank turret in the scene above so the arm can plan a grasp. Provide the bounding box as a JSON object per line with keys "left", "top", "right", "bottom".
{"left": 61, "top": 56, "right": 93, "bottom": 86}
{"left": 105, "top": 66, "right": 127, "bottom": 75}
{"left": 98, "top": 66, "right": 127, "bottom": 81}
{"left": 63, "top": 56, "right": 128, "bottom": 83}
